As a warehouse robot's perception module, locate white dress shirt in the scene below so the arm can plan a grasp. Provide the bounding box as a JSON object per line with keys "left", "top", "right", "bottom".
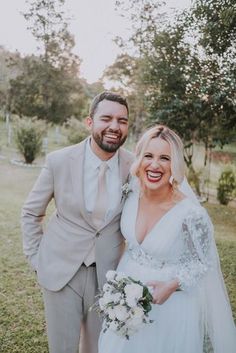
{"left": 84, "top": 139, "right": 121, "bottom": 222}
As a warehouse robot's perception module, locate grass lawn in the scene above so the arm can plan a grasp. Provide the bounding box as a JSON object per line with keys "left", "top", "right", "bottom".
{"left": 0, "top": 154, "right": 236, "bottom": 352}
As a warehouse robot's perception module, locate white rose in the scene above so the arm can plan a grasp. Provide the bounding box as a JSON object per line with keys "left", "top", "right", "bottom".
{"left": 127, "top": 316, "right": 143, "bottom": 329}
{"left": 107, "top": 308, "right": 116, "bottom": 320}
{"left": 103, "top": 291, "right": 114, "bottom": 304}
{"left": 132, "top": 307, "right": 144, "bottom": 319}
{"left": 112, "top": 292, "right": 122, "bottom": 304}
{"left": 116, "top": 272, "right": 128, "bottom": 281}
{"left": 103, "top": 283, "right": 112, "bottom": 292}
{"left": 109, "top": 320, "right": 119, "bottom": 332}
{"left": 106, "top": 270, "right": 117, "bottom": 281}
{"left": 124, "top": 283, "right": 143, "bottom": 307}
{"left": 114, "top": 305, "right": 130, "bottom": 321}
{"left": 125, "top": 283, "right": 143, "bottom": 300}
{"left": 99, "top": 298, "right": 106, "bottom": 310}
{"left": 125, "top": 296, "right": 137, "bottom": 308}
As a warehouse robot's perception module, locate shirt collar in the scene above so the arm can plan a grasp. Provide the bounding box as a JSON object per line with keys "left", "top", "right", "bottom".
{"left": 86, "top": 138, "right": 119, "bottom": 170}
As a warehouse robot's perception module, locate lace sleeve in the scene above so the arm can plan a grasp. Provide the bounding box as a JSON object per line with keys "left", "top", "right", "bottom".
{"left": 176, "top": 207, "right": 214, "bottom": 291}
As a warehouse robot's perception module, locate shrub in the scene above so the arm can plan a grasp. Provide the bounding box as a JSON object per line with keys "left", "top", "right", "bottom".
{"left": 217, "top": 168, "right": 236, "bottom": 205}
{"left": 63, "top": 116, "right": 89, "bottom": 145}
{"left": 14, "top": 117, "right": 46, "bottom": 164}
{"left": 187, "top": 165, "right": 201, "bottom": 196}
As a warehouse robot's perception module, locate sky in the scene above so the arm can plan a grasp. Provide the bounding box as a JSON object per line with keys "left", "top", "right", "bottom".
{"left": 0, "top": 0, "right": 191, "bottom": 83}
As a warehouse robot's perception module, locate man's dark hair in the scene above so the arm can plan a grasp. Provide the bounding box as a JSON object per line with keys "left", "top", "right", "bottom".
{"left": 89, "top": 91, "right": 129, "bottom": 118}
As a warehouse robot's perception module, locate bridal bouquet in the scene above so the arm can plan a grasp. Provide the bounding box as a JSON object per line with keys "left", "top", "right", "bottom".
{"left": 95, "top": 270, "right": 153, "bottom": 339}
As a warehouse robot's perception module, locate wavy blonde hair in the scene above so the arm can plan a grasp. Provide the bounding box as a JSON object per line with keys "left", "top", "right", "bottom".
{"left": 130, "top": 125, "right": 185, "bottom": 185}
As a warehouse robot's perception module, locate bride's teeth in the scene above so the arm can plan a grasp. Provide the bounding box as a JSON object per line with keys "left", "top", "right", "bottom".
{"left": 147, "top": 172, "right": 162, "bottom": 178}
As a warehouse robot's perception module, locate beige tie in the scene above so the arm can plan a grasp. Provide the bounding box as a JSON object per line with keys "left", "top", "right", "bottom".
{"left": 84, "top": 162, "right": 108, "bottom": 266}
{"left": 92, "top": 162, "right": 108, "bottom": 228}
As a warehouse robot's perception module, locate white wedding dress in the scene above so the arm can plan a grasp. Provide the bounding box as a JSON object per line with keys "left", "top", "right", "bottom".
{"left": 98, "top": 184, "right": 236, "bottom": 353}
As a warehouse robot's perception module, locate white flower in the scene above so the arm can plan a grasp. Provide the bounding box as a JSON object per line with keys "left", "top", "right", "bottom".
{"left": 127, "top": 316, "right": 143, "bottom": 329}
{"left": 103, "top": 291, "right": 114, "bottom": 304}
{"left": 112, "top": 292, "right": 122, "bottom": 304}
{"left": 107, "top": 308, "right": 116, "bottom": 320}
{"left": 94, "top": 273, "right": 153, "bottom": 340}
{"left": 121, "top": 182, "right": 132, "bottom": 201}
{"left": 124, "top": 283, "right": 143, "bottom": 307}
{"left": 106, "top": 270, "right": 116, "bottom": 281}
{"left": 132, "top": 307, "right": 144, "bottom": 319}
{"left": 125, "top": 296, "right": 137, "bottom": 308}
{"left": 114, "top": 305, "right": 130, "bottom": 321}
{"left": 99, "top": 298, "right": 106, "bottom": 310}
{"left": 116, "top": 272, "right": 128, "bottom": 281}
{"left": 109, "top": 320, "right": 119, "bottom": 332}
{"left": 103, "top": 283, "right": 112, "bottom": 292}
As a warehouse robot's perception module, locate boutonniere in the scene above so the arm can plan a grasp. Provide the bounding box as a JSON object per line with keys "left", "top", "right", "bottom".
{"left": 121, "top": 182, "right": 132, "bottom": 201}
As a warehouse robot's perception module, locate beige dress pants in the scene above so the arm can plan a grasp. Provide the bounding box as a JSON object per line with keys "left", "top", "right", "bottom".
{"left": 42, "top": 265, "right": 101, "bottom": 353}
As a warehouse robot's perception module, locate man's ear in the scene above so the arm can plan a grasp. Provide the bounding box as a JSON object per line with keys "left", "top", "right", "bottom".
{"left": 86, "top": 116, "right": 93, "bottom": 129}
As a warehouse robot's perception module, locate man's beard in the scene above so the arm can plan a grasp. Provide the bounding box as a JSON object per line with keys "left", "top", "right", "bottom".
{"left": 92, "top": 132, "right": 127, "bottom": 153}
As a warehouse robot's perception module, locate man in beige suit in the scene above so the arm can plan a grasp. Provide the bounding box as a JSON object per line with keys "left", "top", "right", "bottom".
{"left": 21, "top": 91, "right": 134, "bottom": 353}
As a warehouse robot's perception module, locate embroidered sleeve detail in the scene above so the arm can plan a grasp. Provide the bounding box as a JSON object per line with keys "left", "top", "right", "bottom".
{"left": 176, "top": 208, "right": 214, "bottom": 291}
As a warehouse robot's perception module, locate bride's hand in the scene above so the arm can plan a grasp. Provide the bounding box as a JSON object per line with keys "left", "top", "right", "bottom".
{"left": 147, "top": 279, "right": 179, "bottom": 305}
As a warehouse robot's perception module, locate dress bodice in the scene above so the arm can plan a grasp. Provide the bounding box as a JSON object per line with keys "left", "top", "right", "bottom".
{"left": 120, "top": 188, "right": 215, "bottom": 290}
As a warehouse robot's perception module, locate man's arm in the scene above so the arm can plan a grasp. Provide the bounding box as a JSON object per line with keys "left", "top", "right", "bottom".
{"left": 21, "top": 155, "right": 54, "bottom": 270}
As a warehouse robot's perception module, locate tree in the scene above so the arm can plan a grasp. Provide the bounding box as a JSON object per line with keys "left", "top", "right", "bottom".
{"left": 115, "top": 0, "right": 236, "bottom": 158}
{"left": 103, "top": 54, "right": 147, "bottom": 138}
{"left": 190, "top": 0, "right": 236, "bottom": 55}
{"left": 9, "top": 0, "right": 88, "bottom": 123}
{"left": 9, "top": 53, "right": 88, "bottom": 123}
{"left": 0, "top": 47, "right": 23, "bottom": 115}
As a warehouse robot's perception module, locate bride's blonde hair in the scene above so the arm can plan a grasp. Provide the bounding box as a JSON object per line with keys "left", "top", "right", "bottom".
{"left": 130, "top": 125, "right": 185, "bottom": 185}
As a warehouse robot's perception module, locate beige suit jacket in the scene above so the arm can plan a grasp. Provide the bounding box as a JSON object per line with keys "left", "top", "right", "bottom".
{"left": 21, "top": 139, "right": 134, "bottom": 291}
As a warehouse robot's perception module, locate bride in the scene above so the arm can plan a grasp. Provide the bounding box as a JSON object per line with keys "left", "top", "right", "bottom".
{"left": 98, "top": 125, "right": 236, "bottom": 353}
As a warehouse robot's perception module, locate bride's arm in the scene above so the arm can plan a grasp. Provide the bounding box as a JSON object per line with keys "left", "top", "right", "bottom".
{"left": 175, "top": 207, "right": 215, "bottom": 291}
{"left": 148, "top": 207, "right": 215, "bottom": 303}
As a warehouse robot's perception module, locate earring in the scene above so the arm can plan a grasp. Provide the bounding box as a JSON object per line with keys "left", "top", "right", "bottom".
{"left": 170, "top": 176, "right": 179, "bottom": 203}
{"left": 173, "top": 179, "right": 179, "bottom": 190}
{"left": 169, "top": 175, "right": 174, "bottom": 185}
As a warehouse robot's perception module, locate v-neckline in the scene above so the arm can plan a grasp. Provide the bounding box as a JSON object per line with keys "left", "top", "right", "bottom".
{"left": 134, "top": 192, "right": 187, "bottom": 246}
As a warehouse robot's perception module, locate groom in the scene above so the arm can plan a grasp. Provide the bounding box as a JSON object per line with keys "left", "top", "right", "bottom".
{"left": 21, "top": 91, "right": 134, "bottom": 353}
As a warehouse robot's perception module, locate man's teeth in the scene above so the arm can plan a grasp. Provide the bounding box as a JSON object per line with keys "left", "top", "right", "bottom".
{"left": 104, "top": 134, "right": 119, "bottom": 140}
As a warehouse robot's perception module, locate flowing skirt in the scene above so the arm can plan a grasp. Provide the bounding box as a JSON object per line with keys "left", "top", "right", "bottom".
{"left": 98, "top": 251, "right": 204, "bottom": 353}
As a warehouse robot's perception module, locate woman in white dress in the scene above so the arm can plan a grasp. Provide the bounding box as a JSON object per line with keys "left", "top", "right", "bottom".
{"left": 98, "top": 125, "right": 236, "bottom": 353}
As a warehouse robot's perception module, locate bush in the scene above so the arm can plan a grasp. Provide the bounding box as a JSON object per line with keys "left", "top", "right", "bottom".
{"left": 14, "top": 117, "right": 46, "bottom": 164}
{"left": 187, "top": 165, "right": 201, "bottom": 196}
{"left": 217, "top": 168, "right": 236, "bottom": 205}
{"left": 63, "top": 116, "right": 89, "bottom": 145}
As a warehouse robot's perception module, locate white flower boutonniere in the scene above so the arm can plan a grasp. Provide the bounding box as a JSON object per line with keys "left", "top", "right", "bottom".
{"left": 121, "top": 182, "right": 132, "bottom": 201}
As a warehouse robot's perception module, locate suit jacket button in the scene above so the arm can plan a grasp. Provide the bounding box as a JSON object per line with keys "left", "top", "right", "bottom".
{"left": 96, "top": 232, "right": 100, "bottom": 237}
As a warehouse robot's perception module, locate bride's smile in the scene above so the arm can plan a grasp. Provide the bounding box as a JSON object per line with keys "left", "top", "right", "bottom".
{"left": 139, "top": 137, "right": 172, "bottom": 192}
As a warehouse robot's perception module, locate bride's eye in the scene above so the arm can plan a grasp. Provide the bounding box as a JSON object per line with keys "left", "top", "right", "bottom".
{"left": 160, "top": 156, "right": 171, "bottom": 161}
{"left": 144, "top": 153, "right": 152, "bottom": 159}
